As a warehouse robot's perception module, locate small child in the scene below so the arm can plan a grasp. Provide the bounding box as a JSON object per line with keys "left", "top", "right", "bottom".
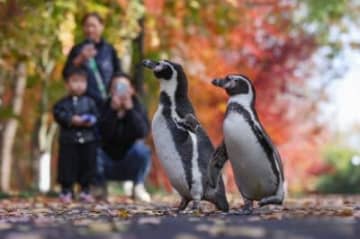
{"left": 53, "top": 67, "right": 98, "bottom": 203}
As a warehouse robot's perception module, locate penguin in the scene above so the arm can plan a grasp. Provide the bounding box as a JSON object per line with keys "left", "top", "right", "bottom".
{"left": 142, "top": 59, "right": 229, "bottom": 212}
{"left": 207, "top": 74, "right": 285, "bottom": 214}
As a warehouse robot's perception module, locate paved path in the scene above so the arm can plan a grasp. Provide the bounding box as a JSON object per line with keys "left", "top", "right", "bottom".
{"left": 0, "top": 195, "right": 359, "bottom": 239}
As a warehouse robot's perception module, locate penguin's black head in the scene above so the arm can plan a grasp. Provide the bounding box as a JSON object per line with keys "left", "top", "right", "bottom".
{"left": 143, "top": 59, "right": 189, "bottom": 99}
{"left": 212, "top": 74, "right": 255, "bottom": 98}
{"left": 142, "top": 59, "right": 176, "bottom": 80}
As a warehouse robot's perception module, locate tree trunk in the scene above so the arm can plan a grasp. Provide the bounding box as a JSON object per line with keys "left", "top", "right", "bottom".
{"left": 1, "top": 62, "right": 27, "bottom": 192}
{"left": 33, "top": 58, "right": 57, "bottom": 193}
{"left": 131, "top": 17, "right": 145, "bottom": 97}
{"left": 37, "top": 114, "right": 57, "bottom": 193}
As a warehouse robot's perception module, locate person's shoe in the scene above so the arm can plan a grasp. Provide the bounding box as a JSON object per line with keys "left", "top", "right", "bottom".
{"left": 79, "top": 192, "right": 95, "bottom": 203}
{"left": 59, "top": 192, "right": 72, "bottom": 204}
{"left": 123, "top": 181, "right": 134, "bottom": 197}
{"left": 133, "top": 184, "right": 151, "bottom": 203}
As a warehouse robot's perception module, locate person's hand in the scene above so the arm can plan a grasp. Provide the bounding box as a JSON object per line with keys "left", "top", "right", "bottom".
{"left": 71, "top": 115, "right": 85, "bottom": 126}
{"left": 81, "top": 44, "right": 97, "bottom": 60}
{"left": 111, "top": 86, "right": 134, "bottom": 110}
{"left": 83, "top": 121, "right": 94, "bottom": 127}
{"left": 111, "top": 94, "right": 123, "bottom": 110}
{"left": 74, "top": 44, "right": 97, "bottom": 66}
{"left": 122, "top": 93, "right": 133, "bottom": 110}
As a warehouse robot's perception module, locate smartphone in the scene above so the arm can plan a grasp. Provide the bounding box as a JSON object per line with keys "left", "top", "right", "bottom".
{"left": 116, "top": 82, "right": 129, "bottom": 96}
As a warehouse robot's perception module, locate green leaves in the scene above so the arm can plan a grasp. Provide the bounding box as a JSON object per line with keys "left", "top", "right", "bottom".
{"left": 317, "top": 146, "right": 360, "bottom": 194}
{"left": 305, "top": 0, "right": 347, "bottom": 23}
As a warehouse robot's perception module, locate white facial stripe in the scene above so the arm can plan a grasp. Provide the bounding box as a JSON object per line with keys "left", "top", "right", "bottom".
{"left": 154, "top": 64, "right": 163, "bottom": 71}
{"left": 224, "top": 80, "right": 236, "bottom": 89}
{"left": 159, "top": 61, "right": 181, "bottom": 121}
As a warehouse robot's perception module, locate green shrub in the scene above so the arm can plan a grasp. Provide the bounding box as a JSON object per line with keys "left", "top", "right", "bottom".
{"left": 316, "top": 146, "right": 360, "bottom": 194}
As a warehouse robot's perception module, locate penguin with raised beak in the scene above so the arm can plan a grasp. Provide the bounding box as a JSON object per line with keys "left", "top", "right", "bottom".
{"left": 143, "top": 59, "right": 229, "bottom": 212}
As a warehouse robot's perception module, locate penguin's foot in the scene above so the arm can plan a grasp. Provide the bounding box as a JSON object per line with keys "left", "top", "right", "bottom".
{"left": 238, "top": 199, "right": 253, "bottom": 215}
{"left": 258, "top": 195, "right": 283, "bottom": 207}
{"left": 208, "top": 193, "right": 229, "bottom": 212}
{"left": 177, "top": 198, "right": 190, "bottom": 213}
{"left": 191, "top": 200, "right": 202, "bottom": 213}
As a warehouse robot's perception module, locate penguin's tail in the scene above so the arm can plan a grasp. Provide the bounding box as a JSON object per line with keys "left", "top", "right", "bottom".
{"left": 204, "top": 177, "right": 229, "bottom": 212}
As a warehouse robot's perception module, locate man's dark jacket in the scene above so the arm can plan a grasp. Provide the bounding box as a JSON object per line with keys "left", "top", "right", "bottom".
{"left": 63, "top": 39, "right": 122, "bottom": 107}
{"left": 99, "top": 96, "right": 150, "bottom": 160}
{"left": 53, "top": 95, "right": 98, "bottom": 144}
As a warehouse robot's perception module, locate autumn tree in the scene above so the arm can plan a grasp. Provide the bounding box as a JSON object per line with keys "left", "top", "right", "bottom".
{"left": 0, "top": 0, "right": 144, "bottom": 192}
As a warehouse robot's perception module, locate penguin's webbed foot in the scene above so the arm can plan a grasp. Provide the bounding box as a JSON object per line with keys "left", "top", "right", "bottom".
{"left": 191, "top": 200, "right": 202, "bottom": 213}
{"left": 258, "top": 195, "right": 283, "bottom": 207}
{"left": 238, "top": 199, "right": 253, "bottom": 215}
{"left": 177, "top": 198, "right": 190, "bottom": 213}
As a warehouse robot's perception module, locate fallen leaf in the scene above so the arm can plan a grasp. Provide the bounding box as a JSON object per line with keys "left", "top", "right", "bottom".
{"left": 226, "top": 226, "right": 266, "bottom": 238}
{"left": 4, "top": 232, "right": 45, "bottom": 239}
{"left": 174, "top": 233, "right": 201, "bottom": 239}
{"left": 89, "top": 222, "right": 113, "bottom": 233}
{"left": 335, "top": 207, "right": 353, "bottom": 217}
{"left": 113, "top": 221, "right": 129, "bottom": 232}
{"left": 118, "top": 209, "right": 130, "bottom": 219}
{"left": 261, "top": 212, "right": 283, "bottom": 220}
{"left": 138, "top": 217, "right": 161, "bottom": 225}
{"left": 0, "top": 222, "right": 12, "bottom": 230}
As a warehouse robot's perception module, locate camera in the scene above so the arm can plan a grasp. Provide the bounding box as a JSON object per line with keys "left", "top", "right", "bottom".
{"left": 116, "top": 82, "right": 129, "bottom": 96}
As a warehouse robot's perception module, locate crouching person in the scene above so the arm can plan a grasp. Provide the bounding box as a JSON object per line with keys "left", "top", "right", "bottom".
{"left": 53, "top": 67, "right": 98, "bottom": 203}
{"left": 98, "top": 73, "right": 151, "bottom": 202}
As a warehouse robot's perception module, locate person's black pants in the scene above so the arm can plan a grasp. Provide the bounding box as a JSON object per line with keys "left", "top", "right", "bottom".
{"left": 57, "top": 141, "right": 97, "bottom": 194}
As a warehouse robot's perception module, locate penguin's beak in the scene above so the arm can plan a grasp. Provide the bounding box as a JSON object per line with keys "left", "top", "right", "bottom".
{"left": 212, "top": 78, "right": 226, "bottom": 87}
{"left": 142, "top": 59, "right": 159, "bottom": 70}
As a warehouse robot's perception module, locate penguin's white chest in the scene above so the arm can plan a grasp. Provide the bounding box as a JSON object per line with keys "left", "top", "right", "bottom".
{"left": 152, "top": 107, "right": 192, "bottom": 198}
{"left": 223, "top": 112, "right": 277, "bottom": 200}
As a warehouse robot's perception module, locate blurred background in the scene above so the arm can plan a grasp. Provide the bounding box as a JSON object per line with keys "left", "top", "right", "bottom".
{"left": 0, "top": 0, "right": 359, "bottom": 196}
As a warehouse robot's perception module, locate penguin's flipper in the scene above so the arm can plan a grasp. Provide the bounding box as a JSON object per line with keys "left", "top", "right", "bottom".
{"left": 177, "top": 198, "right": 190, "bottom": 212}
{"left": 207, "top": 142, "right": 228, "bottom": 188}
{"left": 176, "top": 114, "right": 200, "bottom": 132}
{"left": 211, "top": 182, "right": 229, "bottom": 212}
{"left": 254, "top": 125, "right": 284, "bottom": 180}
{"left": 258, "top": 195, "right": 283, "bottom": 207}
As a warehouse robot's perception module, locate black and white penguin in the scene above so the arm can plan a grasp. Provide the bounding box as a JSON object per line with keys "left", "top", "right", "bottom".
{"left": 208, "top": 74, "right": 284, "bottom": 214}
{"left": 142, "top": 59, "right": 229, "bottom": 212}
